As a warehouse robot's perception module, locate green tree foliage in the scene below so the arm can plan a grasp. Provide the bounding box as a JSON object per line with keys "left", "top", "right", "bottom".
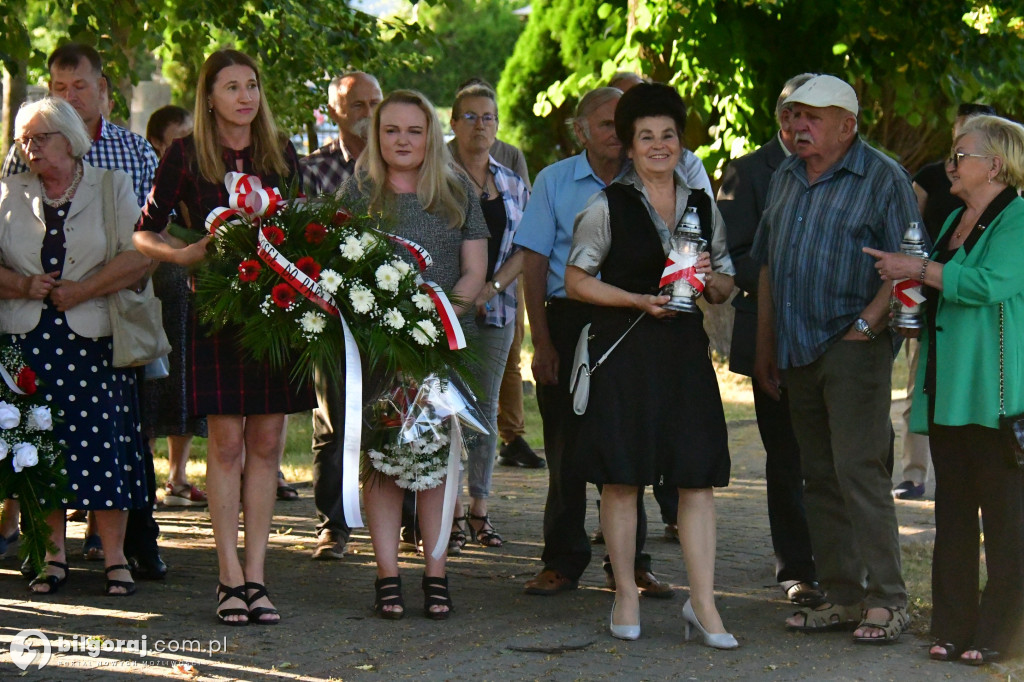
{"left": 374, "top": 0, "right": 526, "bottom": 108}
{"left": 508, "top": 0, "right": 1024, "bottom": 176}
{"left": 0, "top": 0, "right": 423, "bottom": 148}
{"left": 497, "top": 0, "right": 626, "bottom": 172}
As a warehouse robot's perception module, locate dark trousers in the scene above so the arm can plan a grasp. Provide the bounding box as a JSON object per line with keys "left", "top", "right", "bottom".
{"left": 125, "top": 372, "right": 160, "bottom": 557}
{"left": 537, "top": 299, "right": 649, "bottom": 580}
{"left": 311, "top": 364, "right": 352, "bottom": 539}
{"left": 930, "top": 421, "right": 1024, "bottom": 655}
{"left": 755, "top": 382, "right": 816, "bottom": 583}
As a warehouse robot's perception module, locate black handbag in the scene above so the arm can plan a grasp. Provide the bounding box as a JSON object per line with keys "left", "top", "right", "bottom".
{"left": 998, "top": 303, "right": 1024, "bottom": 468}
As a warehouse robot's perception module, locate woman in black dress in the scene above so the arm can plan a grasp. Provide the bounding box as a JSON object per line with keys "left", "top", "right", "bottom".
{"left": 565, "top": 83, "right": 735, "bottom": 645}
{"left": 135, "top": 50, "right": 315, "bottom": 625}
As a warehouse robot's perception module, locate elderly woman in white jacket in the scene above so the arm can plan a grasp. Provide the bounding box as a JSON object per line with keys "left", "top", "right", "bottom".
{"left": 0, "top": 97, "right": 150, "bottom": 596}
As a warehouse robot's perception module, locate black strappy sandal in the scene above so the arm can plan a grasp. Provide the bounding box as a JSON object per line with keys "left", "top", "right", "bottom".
{"left": 216, "top": 583, "right": 250, "bottom": 627}
{"left": 28, "top": 560, "right": 69, "bottom": 595}
{"left": 468, "top": 513, "right": 503, "bottom": 547}
{"left": 104, "top": 563, "right": 136, "bottom": 596}
{"left": 244, "top": 581, "right": 280, "bottom": 625}
{"left": 448, "top": 516, "right": 467, "bottom": 556}
{"left": 374, "top": 576, "right": 405, "bottom": 620}
{"left": 422, "top": 575, "right": 453, "bottom": 620}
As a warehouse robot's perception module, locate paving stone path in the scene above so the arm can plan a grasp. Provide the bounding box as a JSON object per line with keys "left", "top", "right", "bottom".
{"left": 0, "top": 403, "right": 1000, "bottom": 681}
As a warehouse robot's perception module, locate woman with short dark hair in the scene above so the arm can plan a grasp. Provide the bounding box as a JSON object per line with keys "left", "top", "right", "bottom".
{"left": 565, "top": 83, "right": 736, "bottom": 645}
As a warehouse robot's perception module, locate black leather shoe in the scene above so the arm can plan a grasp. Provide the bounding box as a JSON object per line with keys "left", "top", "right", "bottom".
{"left": 128, "top": 552, "right": 168, "bottom": 580}
{"left": 497, "top": 436, "right": 546, "bottom": 469}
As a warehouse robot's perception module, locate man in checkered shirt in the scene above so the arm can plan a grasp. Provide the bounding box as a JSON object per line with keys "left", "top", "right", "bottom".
{"left": 2, "top": 45, "right": 158, "bottom": 207}
{"left": 300, "top": 71, "right": 382, "bottom": 197}
{"left": 300, "top": 71, "right": 382, "bottom": 561}
{"left": 2, "top": 43, "right": 166, "bottom": 580}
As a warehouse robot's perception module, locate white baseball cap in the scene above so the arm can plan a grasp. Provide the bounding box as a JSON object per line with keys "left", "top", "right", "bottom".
{"left": 783, "top": 75, "right": 859, "bottom": 116}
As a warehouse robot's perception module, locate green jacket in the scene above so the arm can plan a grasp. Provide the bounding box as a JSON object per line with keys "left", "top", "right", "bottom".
{"left": 910, "top": 195, "right": 1024, "bottom": 433}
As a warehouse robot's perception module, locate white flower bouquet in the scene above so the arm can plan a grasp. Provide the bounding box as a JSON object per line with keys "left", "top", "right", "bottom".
{"left": 0, "top": 343, "right": 66, "bottom": 573}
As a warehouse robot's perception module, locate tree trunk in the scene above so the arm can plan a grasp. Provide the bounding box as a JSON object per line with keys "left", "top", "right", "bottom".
{"left": 306, "top": 120, "right": 318, "bottom": 155}
{"left": 2, "top": 64, "right": 28, "bottom": 159}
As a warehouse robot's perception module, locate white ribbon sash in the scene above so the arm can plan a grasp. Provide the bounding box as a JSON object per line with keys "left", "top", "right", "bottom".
{"left": 0, "top": 364, "right": 27, "bottom": 396}
{"left": 256, "top": 230, "right": 365, "bottom": 529}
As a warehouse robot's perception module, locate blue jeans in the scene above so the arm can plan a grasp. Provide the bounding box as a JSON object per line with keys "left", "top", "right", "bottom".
{"left": 466, "top": 319, "right": 516, "bottom": 499}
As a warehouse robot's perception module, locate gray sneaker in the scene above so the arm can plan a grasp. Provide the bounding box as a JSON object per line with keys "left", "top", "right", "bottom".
{"left": 312, "top": 531, "right": 347, "bottom": 560}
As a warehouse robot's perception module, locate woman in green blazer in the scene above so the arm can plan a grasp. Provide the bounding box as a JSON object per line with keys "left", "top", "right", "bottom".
{"left": 866, "top": 114, "right": 1024, "bottom": 666}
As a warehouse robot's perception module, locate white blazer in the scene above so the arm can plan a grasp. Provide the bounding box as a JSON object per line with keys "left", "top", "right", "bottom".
{"left": 0, "top": 162, "right": 141, "bottom": 337}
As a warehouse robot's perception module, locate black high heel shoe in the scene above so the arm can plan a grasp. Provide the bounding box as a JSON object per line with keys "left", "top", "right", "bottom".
{"left": 245, "top": 582, "right": 280, "bottom": 625}
{"left": 215, "top": 583, "right": 250, "bottom": 627}
{"left": 422, "top": 575, "right": 453, "bottom": 620}
{"left": 104, "top": 563, "right": 136, "bottom": 596}
{"left": 929, "top": 640, "right": 958, "bottom": 661}
{"left": 374, "top": 576, "right": 405, "bottom": 620}
{"left": 960, "top": 648, "right": 1000, "bottom": 666}
{"left": 28, "top": 561, "right": 69, "bottom": 595}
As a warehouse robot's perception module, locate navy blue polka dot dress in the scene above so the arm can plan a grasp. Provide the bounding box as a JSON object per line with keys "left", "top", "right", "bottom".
{"left": 11, "top": 203, "right": 148, "bottom": 510}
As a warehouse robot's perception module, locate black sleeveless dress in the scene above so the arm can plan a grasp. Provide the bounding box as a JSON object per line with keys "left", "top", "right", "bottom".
{"left": 571, "top": 184, "right": 731, "bottom": 489}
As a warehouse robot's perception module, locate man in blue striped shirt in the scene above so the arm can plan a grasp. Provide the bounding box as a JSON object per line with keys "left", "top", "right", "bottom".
{"left": 751, "top": 75, "right": 919, "bottom": 642}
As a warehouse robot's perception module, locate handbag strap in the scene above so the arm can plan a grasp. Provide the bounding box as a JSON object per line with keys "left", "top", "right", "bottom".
{"left": 1000, "top": 302, "right": 1006, "bottom": 417}
{"left": 590, "top": 313, "right": 646, "bottom": 374}
{"left": 101, "top": 169, "right": 118, "bottom": 264}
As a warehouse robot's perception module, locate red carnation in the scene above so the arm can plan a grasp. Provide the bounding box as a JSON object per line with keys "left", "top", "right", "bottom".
{"left": 271, "top": 283, "right": 297, "bottom": 309}
{"left": 304, "top": 222, "right": 327, "bottom": 245}
{"left": 332, "top": 208, "right": 352, "bottom": 226}
{"left": 15, "top": 366, "right": 37, "bottom": 395}
{"left": 296, "top": 256, "right": 322, "bottom": 281}
{"left": 238, "top": 259, "right": 262, "bottom": 283}
{"left": 262, "top": 225, "right": 285, "bottom": 246}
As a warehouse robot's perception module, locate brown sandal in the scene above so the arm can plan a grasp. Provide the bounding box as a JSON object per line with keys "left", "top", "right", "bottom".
{"left": 786, "top": 601, "right": 861, "bottom": 632}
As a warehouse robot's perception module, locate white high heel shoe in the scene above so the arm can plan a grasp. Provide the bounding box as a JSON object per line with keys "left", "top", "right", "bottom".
{"left": 609, "top": 601, "right": 640, "bottom": 640}
{"left": 682, "top": 598, "right": 738, "bottom": 649}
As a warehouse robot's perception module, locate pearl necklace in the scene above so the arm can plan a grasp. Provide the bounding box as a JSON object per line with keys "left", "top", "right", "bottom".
{"left": 40, "top": 163, "right": 83, "bottom": 208}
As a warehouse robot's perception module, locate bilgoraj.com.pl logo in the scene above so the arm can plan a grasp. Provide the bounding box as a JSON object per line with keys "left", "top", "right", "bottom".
{"left": 10, "top": 629, "right": 52, "bottom": 670}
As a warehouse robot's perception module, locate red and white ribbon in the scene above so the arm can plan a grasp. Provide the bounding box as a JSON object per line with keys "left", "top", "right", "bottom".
{"left": 256, "top": 229, "right": 365, "bottom": 529}
{"left": 225, "top": 172, "right": 285, "bottom": 217}
{"left": 893, "top": 278, "right": 926, "bottom": 308}
{"left": 382, "top": 231, "right": 433, "bottom": 271}
{"left": 418, "top": 277, "right": 466, "bottom": 350}
{"left": 659, "top": 251, "right": 705, "bottom": 293}
{"left": 205, "top": 207, "right": 244, "bottom": 235}
{"left": 380, "top": 230, "right": 465, "bottom": 350}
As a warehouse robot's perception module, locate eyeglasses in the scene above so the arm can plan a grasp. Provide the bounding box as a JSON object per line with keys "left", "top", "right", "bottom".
{"left": 14, "top": 131, "right": 60, "bottom": 149}
{"left": 947, "top": 151, "right": 991, "bottom": 170}
{"left": 458, "top": 112, "right": 498, "bottom": 125}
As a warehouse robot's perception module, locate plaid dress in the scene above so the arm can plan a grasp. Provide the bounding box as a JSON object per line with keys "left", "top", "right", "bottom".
{"left": 138, "top": 136, "right": 315, "bottom": 416}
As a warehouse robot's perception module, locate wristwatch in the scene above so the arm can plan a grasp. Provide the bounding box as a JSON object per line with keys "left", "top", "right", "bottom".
{"left": 853, "top": 318, "right": 878, "bottom": 340}
{"left": 492, "top": 279, "right": 503, "bottom": 292}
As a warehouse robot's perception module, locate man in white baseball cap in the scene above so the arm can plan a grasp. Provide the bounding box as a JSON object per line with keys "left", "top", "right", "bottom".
{"left": 750, "top": 73, "right": 922, "bottom": 643}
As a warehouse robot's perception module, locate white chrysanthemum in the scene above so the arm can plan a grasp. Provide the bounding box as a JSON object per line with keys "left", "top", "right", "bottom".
{"left": 410, "top": 326, "right": 431, "bottom": 346}
{"left": 359, "top": 232, "right": 380, "bottom": 249}
{"left": 319, "top": 269, "right": 343, "bottom": 295}
{"left": 375, "top": 264, "right": 401, "bottom": 293}
{"left": 411, "top": 292, "right": 433, "bottom": 312}
{"left": 392, "top": 259, "right": 412, "bottom": 276}
{"left": 350, "top": 287, "right": 375, "bottom": 314}
{"left": 416, "top": 319, "right": 439, "bottom": 342}
{"left": 300, "top": 311, "right": 327, "bottom": 334}
{"left": 340, "top": 236, "right": 364, "bottom": 261}
{"left": 383, "top": 308, "right": 406, "bottom": 329}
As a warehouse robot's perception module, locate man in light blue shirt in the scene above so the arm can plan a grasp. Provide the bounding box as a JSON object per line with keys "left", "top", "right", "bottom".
{"left": 515, "top": 87, "right": 675, "bottom": 598}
